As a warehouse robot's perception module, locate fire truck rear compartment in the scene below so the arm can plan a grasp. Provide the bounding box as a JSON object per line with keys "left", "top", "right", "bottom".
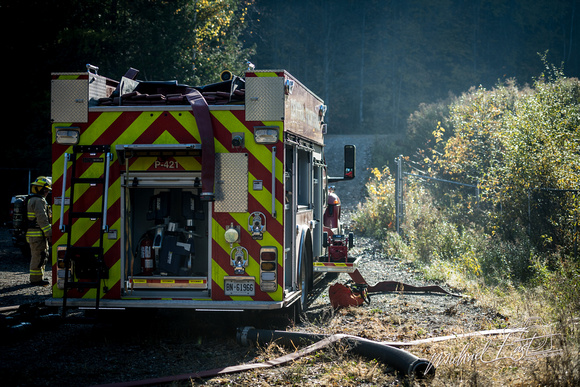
{"left": 122, "top": 176, "right": 210, "bottom": 298}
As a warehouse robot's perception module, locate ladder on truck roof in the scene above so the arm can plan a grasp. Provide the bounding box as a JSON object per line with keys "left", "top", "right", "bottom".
{"left": 59, "top": 145, "right": 112, "bottom": 318}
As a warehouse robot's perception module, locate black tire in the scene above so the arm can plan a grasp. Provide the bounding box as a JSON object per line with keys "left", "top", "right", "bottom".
{"left": 299, "top": 247, "right": 311, "bottom": 313}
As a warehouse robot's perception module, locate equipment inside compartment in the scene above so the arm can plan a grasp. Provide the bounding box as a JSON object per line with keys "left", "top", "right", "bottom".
{"left": 127, "top": 187, "right": 208, "bottom": 278}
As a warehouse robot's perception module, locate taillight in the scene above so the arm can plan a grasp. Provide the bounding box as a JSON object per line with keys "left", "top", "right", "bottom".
{"left": 261, "top": 262, "right": 276, "bottom": 271}
{"left": 259, "top": 246, "right": 277, "bottom": 292}
{"left": 57, "top": 245, "right": 67, "bottom": 257}
{"left": 56, "top": 245, "right": 70, "bottom": 289}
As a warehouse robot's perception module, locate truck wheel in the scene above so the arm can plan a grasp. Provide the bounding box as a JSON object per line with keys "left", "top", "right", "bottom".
{"left": 299, "top": 249, "right": 310, "bottom": 313}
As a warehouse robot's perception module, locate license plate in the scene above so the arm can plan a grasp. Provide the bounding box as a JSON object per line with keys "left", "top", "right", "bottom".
{"left": 224, "top": 277, "right": 255, "bottom": 296}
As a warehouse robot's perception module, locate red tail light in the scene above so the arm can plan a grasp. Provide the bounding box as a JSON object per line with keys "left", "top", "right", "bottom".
{"left": 259, "top": 247, "right": 277, "bottom": 292}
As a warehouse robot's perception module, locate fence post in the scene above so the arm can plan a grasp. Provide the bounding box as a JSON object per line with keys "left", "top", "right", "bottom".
{"left": 395, "top": 155, "right": 403, "bottom": 236}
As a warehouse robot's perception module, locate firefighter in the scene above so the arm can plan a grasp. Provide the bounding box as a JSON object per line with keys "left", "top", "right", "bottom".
{"left": 27, "top": 176, "right": 52, "bottom": 286}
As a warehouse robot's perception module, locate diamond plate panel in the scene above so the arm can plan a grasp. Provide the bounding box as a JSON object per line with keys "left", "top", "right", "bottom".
{"left": 214, "top": 153, "right": 248, "bottom": 213}
{"left": 245, "top": 77, "right": 285, "bottom": 121}
{"left": 88, "top": 74, "right": 107, "bottom": 106}
{"left": 51, "top": 78, "right": 89, "bottom": 123}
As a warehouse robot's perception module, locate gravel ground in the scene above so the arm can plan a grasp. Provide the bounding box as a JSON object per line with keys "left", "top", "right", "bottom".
{"left": 304, "top": 207, "right": 499, "bottom": 338}
{"left": 0, "top": 230, "right": 53, "bottom": 308}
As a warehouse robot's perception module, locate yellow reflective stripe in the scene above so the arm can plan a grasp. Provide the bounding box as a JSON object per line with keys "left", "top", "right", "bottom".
{"left": 228, "top": 214, "right": 283, "bottom": 275}
{"left": 211, "top": 111, "right": 284, "bottom": 225}
{"left": 152, "top": 128, "right": 179, "bottom": 144}
{"left": 50, "top": 244, "right": 121, "bottom": 299}
{"left": 129, "top": 157, "right": 156, "bottom": 170}
{"left": 254, "top": 72, "right": 279, "bottom": 77}
{"left": 52, "top": 175, "right": 121, "bottom": 247}
{"left": 116, "top": 111, "right": 163, "bottom": 145}
{"left": 60, "top": 160, "right": 118, "bottom": 246}
{"left": 50, "top": 136, "right": 72, "bottom": 183}
{"left": 41, "top": 224, "right": 51, "bottom": 233}
{"left": 125, "top": 130, "right": 201, "bottom": 171}
{"left": 218, "top": 214, "right": 283, "bottom": 301}
{"left": 211, "top": 219, "right": 261, "bottom": 300}
{"left": 211, "top": 111, "right": 283, "bottom": 174}
{"left": 26, "top": 230, "right": 44, "bottom": 237}
{"left": 59, "top": 243, "right": 122, "bottom": 301}
{"left": 128, "top": 156, "right": 201, "bottom": 171}
{"left": 54, "top": 154, "right": 103, "bottom": 209}
{"left": 211, "top": 258, "right": 253, "bottom": 302}
{"left": 248, "top": 172, "right": 283, "bottom": 226}
{"left": 212, "top": 218, "right": 260, "bottom": 277}
{"left": 211, "top": 261, "right": 227, "bottom": 293}
{"left": 80, "top": 111, "right": 123, "bottom": 146}
{"left": 170, "top": 111, "right": 202, "bottom": 142}
{"left": 55, "top": 74, "right": 82, "bottom": 80}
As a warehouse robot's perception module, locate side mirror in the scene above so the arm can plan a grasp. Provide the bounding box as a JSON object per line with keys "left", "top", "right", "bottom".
{"left": 328, "top": 144, "right": 356, "bottom": 183}
{"left": 343, "top": 145, "right": 356, "bottom": 180}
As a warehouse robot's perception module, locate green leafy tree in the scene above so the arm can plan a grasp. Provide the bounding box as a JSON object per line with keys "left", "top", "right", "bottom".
{"left": 432, "top": 81, "right": 521, "bottom": 186}
{"left": 425, "top": 59, "right": 580, "bottom": 258}
{"left": 50, "top": 0, "right": 255, "bottom": 83}
{"left": 493, "top": 62, "right": 580, "bottom": 251}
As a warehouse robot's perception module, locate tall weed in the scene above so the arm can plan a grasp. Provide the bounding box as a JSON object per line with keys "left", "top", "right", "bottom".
{"left": 354, "top": 157, "right": 580, "bottom": 321}
{"left": 352, "top": 167, "right": 396, "bottom": 239}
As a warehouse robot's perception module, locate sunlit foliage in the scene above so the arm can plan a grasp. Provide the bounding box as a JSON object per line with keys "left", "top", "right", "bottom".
{"left": 50, "top": 0, "right": 255, "bottom": 84}
{"left": 423, "top": 58, "right": 580, "bottom": 258}
{"left": 358, "top": 60, "right": 580, "bottom": 290}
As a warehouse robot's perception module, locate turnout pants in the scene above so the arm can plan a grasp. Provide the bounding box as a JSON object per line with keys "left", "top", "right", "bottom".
{"left": 28, "top": 236, "right": 48, "bottom": 283}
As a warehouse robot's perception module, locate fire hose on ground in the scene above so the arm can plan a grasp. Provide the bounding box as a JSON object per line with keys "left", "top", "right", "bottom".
{"left": 348, "top": 269, "right": 463, "bottom": 297}
{"left": 237, "top": 327, "right": 435, "bottom": 378}
{"left": 93, "top": 327, "right": 438, "bottom": 387}
{"left": 91, "top": 326, "right": 532, "bottom": 386}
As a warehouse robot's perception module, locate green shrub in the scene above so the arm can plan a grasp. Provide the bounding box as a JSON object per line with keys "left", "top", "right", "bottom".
{"left": 478, "top": 230, "right": 536, "bottom": 285}
{"left": 352, "top": 167, "right": 396, "bottom": 238}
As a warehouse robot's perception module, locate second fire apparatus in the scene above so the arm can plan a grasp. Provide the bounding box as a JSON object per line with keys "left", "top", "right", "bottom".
{"left": 48, "top": 65, "right": 357, "bottom": 316}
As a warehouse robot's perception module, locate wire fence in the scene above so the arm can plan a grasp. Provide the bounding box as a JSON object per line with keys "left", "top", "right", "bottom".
{"left": 394, "top": 156, "right": 579, "bottom": 261}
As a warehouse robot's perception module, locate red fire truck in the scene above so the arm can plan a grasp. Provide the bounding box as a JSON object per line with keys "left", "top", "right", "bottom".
{"left": 48, "top": 65, "right": 357, "bottom": 316}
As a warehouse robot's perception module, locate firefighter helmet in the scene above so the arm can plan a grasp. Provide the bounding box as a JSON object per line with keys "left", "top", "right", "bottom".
{"left": 31, "top": 176, "right": 52, "bottom": 193}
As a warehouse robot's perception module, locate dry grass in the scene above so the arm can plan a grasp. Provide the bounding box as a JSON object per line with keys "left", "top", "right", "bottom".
{"left": 194, "top": 285, "right": 579, "bottom": 386}
{"left": 417, "top": 268, "right": 580, "bottom": 386}
{"left": 417, "top": 326, "right": 576, "bottom": 386}
{"left": 194, "top": 336, "right": 399, "bottom": 386}
{"left": 191, "top": 256, "right": 579, "bottom": 386}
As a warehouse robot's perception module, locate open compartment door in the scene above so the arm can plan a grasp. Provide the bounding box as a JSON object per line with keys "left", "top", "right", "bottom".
{"left": 116, "top": 144, "right": 211, "bottom": 299}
